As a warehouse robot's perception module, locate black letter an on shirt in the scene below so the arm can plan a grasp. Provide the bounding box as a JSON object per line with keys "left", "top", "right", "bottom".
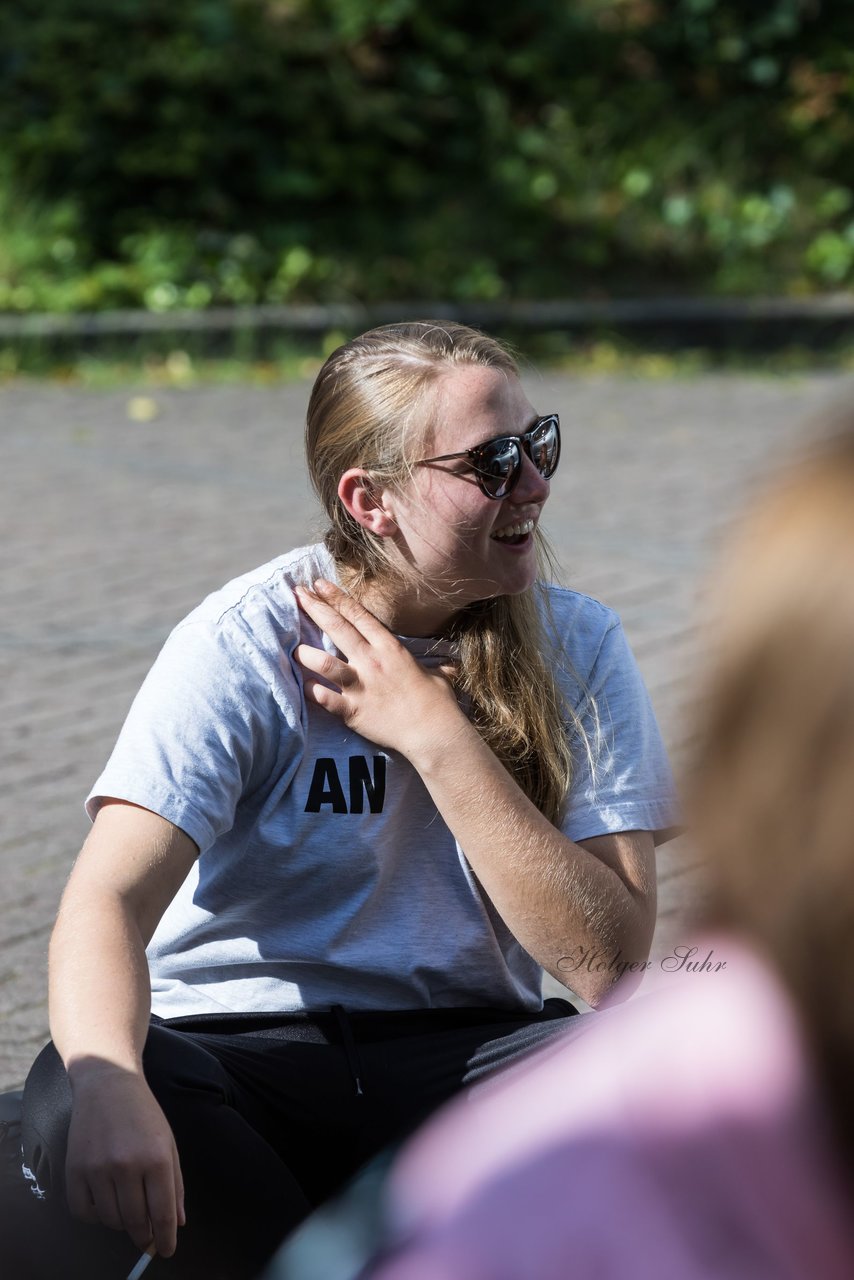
{"left": 304, "top": 755, "right": 386, "bottom": 814}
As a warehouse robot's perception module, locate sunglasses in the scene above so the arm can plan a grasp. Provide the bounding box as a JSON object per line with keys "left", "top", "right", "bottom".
{"left": 415, "top": 413, "right": 561, "bottom": 500}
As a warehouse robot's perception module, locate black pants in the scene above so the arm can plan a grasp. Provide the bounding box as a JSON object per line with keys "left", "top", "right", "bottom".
{"left": 15, "top": 1002, "right": 579, "bottom": 1280}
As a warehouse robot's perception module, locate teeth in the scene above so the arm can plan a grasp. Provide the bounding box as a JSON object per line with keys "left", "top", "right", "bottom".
{"left": 493, "top": 519, "right": 535, "bottom": 540}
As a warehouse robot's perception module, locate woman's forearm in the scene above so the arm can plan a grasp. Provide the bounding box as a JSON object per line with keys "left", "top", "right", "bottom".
{"left": 49, "top": 886, "right": 153, "bottom": 1082}
{"left": 49, "top": 801, "right": 198, "bottom": 1080}
{"left": 406, "top": 704, "right": 656, "bottom": 1003}
{"left": 45, "top": 803, "right": 196, "bottom": 1256}
{"left": 49, "top": 887, "right": 188, "bottom": 1258}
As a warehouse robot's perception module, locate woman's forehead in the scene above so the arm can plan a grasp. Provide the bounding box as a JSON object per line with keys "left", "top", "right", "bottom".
{"left": 426, "top": 365, "right": 537, "bottom": 452}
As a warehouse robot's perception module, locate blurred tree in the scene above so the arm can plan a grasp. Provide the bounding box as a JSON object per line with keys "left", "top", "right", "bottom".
{"left": 0, "top": 0, "right": 853, "bottom": 310}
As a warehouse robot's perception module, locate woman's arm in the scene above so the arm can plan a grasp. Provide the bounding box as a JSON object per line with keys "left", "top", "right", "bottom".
{"left": 294, "top": 581, "right": 656, "bottom": 1005}
{"left": 48, "top": 799, "right": 198, "bottom": 1257}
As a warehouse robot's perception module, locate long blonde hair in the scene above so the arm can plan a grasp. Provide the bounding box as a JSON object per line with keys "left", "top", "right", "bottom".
{"left": 689, "top": 417, "right": 854, "bottom": 1156}
{"left": 305, "top": 320, "right": 576, "bottom": 823}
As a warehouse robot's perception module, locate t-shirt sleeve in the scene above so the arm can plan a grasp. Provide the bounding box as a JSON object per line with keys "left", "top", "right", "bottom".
{"left": 560, "top": 619, "right": 680, "bottom": 845}
{"left": 86, "top": 615, "right": 292, "bottom": 853}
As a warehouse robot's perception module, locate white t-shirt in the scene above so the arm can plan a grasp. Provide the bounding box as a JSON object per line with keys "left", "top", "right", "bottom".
{"left": 87, "top": 543, "right": 679, "bottom": 1018}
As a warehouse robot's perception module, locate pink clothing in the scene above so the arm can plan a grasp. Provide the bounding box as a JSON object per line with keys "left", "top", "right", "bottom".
{"left": 372, "top": 941, "right": 854, "bottom": 1280}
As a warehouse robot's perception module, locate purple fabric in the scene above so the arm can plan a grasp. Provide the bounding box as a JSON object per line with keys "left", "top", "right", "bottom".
{"left": 371, "top": 940, "right": 854, "bottom": 1280}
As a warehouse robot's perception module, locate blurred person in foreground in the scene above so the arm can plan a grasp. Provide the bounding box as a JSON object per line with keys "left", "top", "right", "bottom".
{"left": 269, "top": 415, "right": 854, "bottom": 1280}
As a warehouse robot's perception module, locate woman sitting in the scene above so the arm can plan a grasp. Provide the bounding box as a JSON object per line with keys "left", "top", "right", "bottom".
{"left": 13, "top": 322, "right": 676, "bottom": 1279}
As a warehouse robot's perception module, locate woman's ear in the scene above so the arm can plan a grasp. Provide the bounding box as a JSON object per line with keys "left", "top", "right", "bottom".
{"left": 338, "top": 469, "right": 398, "bottom": 537}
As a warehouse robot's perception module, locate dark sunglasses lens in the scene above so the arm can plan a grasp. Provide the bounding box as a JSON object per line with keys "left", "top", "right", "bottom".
{"left": 530, "top": 417, "right": 560, "bottom": 477}
{"left": 479, "top": 439, "right": 521, "bottom": 497}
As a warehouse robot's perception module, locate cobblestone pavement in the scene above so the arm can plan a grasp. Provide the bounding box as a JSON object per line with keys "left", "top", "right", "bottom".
{"left": 2, "top": 368, "right": 850, "bottom": 1088}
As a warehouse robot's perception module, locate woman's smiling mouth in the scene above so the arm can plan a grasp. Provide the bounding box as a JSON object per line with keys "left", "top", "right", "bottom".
{"left": 492, "top": 518, "right": 536, "bottom": 544}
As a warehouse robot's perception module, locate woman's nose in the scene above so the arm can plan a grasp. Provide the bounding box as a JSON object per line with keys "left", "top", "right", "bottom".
{"left": 512, "top": 452, "right": 550, "bottom": 503}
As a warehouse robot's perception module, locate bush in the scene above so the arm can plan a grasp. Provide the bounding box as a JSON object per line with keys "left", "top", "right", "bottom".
{"left": 1, "top": 0, "right": 854, "bottom": 311}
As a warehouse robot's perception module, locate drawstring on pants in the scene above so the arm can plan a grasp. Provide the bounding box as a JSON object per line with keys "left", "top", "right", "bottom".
{"left": 331, "top": 1004, "right": 365, "bottom": 1097}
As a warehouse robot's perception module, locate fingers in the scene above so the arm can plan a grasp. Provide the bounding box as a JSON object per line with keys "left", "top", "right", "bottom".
{"left": 294, "top": 582, "right": 362, "bottom": 651}
{"left": 294, "top": 580, "right": 397, "bottom": 708}
{"left": 293, "top": 644, "right": 353, "bottom": 718}
{"left": 66, "top": 1168, "right": 106, "bottom": 1225}
{"left": 143, "top": 1164, "right": 181, "bottom": 1257}
{"left": 173, "top": 1143, "right": 186, "bottom": 1229}
{"left": 293, "top": 643, "right": 352, "bottom": 690}
{"left": 66, "top": 1154, "right": 183, "bottom": 1257}
{"left": 300, "top": 676, "right": 347, "bottom": 716}
{"left": 313, "top": 578, "right": 386, "bottom": 630}
{"left": 294, "top": 578, "right": 438, "bottom": 744}
{"left": 295, "top": 580, "right": 390, "bottom": 649}
{"left": 115, "top": 1176, "right": 158, "bottom": 1253}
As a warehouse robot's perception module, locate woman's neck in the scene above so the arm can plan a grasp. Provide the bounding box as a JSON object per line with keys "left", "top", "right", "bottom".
{"left": 341, "top": 569, "right": 456, "bottom": 638}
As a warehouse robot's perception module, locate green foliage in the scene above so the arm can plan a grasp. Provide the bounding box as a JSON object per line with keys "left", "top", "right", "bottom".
{"left": 1, "top": 0, "right": 854, "bottom": 312}
{"left": 8, "top": 328, "right": 854, "bottom": 387}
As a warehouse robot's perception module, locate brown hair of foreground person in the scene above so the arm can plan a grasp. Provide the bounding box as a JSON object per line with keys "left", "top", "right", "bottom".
{"left": 690, "top": 415, "right": 854, "bottom": 1164}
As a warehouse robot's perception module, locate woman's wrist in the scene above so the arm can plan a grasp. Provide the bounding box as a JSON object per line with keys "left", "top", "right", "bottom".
{"left": 66, "top": 1053, "right": 146, "bottom": 1095}
{"left": 400, "top": 697, "right": 479, "bottom": 772}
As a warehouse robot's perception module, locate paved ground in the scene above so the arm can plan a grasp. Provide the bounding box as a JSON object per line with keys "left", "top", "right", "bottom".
{"left": 1, "top": 366, "right": 850, "bottom": 1089}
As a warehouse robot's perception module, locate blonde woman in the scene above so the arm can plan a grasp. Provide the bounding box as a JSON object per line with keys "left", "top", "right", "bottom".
{"left": 15, "top": 322, "right": 677, "bottom": 1279}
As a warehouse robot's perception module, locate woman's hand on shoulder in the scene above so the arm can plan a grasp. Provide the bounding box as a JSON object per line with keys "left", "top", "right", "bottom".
{"left": 293, "top": 580, "right": 464, "bottom": 759}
